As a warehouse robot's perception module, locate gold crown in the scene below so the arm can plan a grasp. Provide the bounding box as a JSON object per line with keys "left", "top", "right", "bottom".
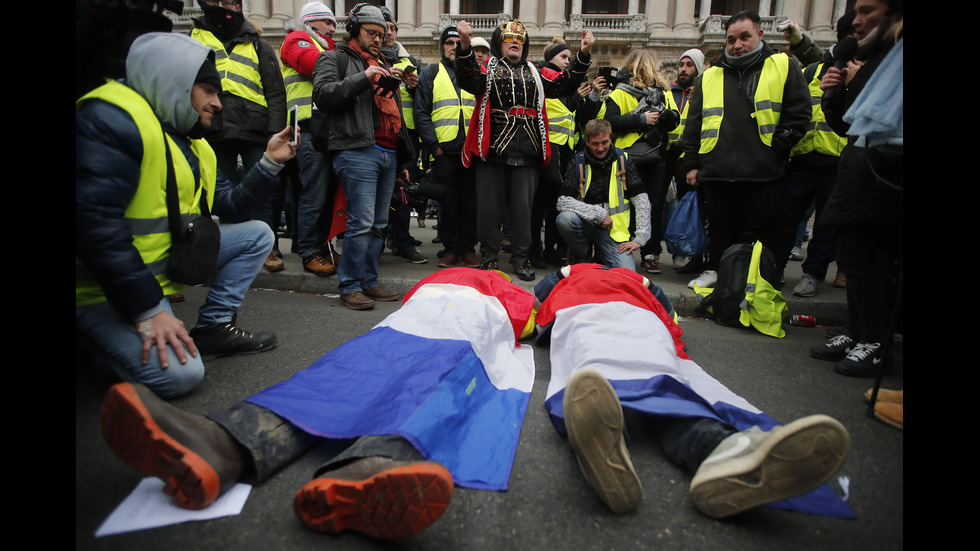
{"left": 498, "top": 20, "right": 526, "bottom": 36}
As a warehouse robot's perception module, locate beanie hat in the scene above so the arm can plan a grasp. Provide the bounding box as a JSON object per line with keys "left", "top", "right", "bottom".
{"left": 441, "top": 25, "right": 460, "bottom": 46}
{"left": 680, "top": 48, "right": 705, "bottom": 75}
{"left": 300, "top": 2, "right": 336, "bottom": 24}
{"left": 195, "top": 52, "right": 222, "bottom": 90}
{"left": 348, "top": 4, "right": 385, "bottom": 30}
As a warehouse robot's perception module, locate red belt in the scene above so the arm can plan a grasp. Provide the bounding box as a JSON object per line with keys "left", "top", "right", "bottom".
{"left": 500, "top": 107, "right": 538, "bottom": 117}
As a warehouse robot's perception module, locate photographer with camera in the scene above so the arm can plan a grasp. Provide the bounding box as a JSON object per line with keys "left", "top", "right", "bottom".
{"left": 312, "top": 3, "right": 413, "bottom": 310}
{"left": 601, "top": 49, "right": 679, "bottom": 275}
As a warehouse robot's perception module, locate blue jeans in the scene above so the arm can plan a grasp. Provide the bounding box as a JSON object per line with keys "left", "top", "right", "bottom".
{"left": 76, "top": 298, "right": 205, "bottom": 399}
{"left": 75, "top": 220, "right": 273, "bottom": 399}
{"left": 331, "top": 146, "right": 397, "bottom": 295}
{"left": 556, "top": 211, "right": 637, "bottom": 271}
{"left": 295, "top": 132, "right": 330, "bottom": 259}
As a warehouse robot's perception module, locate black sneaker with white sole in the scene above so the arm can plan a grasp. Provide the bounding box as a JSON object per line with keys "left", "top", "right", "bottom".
{"left": 834, "top": 342, "right": 885, "bottom": 377}
{"left": 810, "top": 334, "right": 855, "bottom": 361}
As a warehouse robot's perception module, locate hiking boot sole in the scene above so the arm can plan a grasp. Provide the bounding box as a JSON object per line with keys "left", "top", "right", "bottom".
{"left": 564, "top": 369, "right": 642, "bottom": 514}
{"left": 689, "top": 415, "right": 850, "bottom": 519}
{"left": 293, "top": 463, "right": 454, "bottom": 539}
{"left": 100, "top": 383, "right": 220, "bottom": 510}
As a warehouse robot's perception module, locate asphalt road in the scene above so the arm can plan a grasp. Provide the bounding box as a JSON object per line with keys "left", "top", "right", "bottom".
{"left": 76, "top": 275, "right": 903, "bottom": 550}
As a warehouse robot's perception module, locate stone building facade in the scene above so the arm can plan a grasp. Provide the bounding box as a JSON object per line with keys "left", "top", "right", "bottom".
{"left": 169, "top": 0, "right": 852, "bottom": 73}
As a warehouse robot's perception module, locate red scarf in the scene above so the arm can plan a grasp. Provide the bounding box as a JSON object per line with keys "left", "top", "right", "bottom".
{"left": 347, "top": 39, "right": 401, "bottom": 146}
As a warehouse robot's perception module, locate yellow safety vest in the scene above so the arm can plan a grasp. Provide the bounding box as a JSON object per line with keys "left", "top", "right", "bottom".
{"left": 664, "top": 88, "right": 689, "bottom": 148}
{"left": 394, "top": 57, "right": 417, "bottom": 130}
{"left": 431, "top": 62, "right": 475, "bottom": 143}
{"left": 577, "top": 150, "right": 631, "bottom": 242}
{"left": 191, "top": 28, "right": 268, "bottom": 108}
{"left": 546, "top": 98, "right": 576, "bottom": 147}
{"left": 606, "top": 89, "right": 643, "bottom": 149}
{"left": 790, "top": 62, "right": 848, "bottom": 158}
{"left": 75, "top": 81, "right": 217, "bottom": 306}
{"left": 699, "top": 53, "right": 790, "bottom": 154}
{"left": 280, "top": 32, "right": 324, "bottom": 123}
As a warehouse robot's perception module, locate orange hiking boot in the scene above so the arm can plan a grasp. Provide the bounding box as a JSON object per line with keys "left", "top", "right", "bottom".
{"left": 100, "top": 383, "right": 245, "bottom": 510}
{"left": 293, "top": 457, "right": 454, "bottom": 539}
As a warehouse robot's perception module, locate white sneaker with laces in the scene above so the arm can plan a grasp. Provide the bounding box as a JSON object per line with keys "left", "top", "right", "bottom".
{"left": 688, "top": 270, "right": 718, "bottom": 289}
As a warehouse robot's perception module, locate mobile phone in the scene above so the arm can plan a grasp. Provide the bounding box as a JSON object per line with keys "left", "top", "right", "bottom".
{"left": 288, "top": 105, "right": 298, "bottom": 146}
{"left": 597, "top": 66, "right": 616, "bottom": 88}
{"left": 402, "top": 65, "right": 417, "bottom": 76}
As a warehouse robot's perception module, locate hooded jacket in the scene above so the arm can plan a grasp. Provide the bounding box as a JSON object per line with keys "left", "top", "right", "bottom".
{"left": 76, "top": 33, "right": 282, "bottom": 319}
{"left": 190, "top": 13, "right": 287, "bottom": 144}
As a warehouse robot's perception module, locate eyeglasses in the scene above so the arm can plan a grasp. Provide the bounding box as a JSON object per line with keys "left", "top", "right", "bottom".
{"left": 362, "top": 28, "right": 384, "bottom": 41}
{"left": 444, "top": 39, "right": 461, "bottom": 47}
{"left": 202, "top": 0, "right": 239, "bottom": 8}
{"left": 501, "top": 33, "right": 525, "bottom": 44}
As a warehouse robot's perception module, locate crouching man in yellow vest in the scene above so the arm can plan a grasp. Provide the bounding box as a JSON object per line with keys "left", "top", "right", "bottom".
{"left": 76, "top": 33, "right": 297, "bottom": 399}
{"left": 555, "top": 119, "right": 651, "bottom": 271}
{"left": 678, "top": 11, "right": 810, "bottom": 291}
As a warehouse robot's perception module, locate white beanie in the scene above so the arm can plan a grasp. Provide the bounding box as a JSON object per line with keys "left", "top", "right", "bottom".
{"left": 680, "top": 48, "right": 705, "bottom": 75}
{"left": 300, "top": 2, "right": 336, "bottom": 24}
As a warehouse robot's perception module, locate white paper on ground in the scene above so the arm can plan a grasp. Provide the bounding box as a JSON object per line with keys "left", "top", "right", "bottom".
{"left": 95, "top": 478, "right": 252, "bottom": 537}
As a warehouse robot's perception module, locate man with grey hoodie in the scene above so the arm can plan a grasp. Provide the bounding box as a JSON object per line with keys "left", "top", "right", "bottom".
{"left": 76, "top": 33, "right": 297, "bottom": 399}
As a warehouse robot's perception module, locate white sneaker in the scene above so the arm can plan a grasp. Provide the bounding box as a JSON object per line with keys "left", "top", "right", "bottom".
{"left": 672, "top": 255, "right": 691, "bottom": 269}
{"left": 793, "top": 273, "right": 819, "bottom": 297}
{"left": 689, "top": 415, "right": 850, "bottom": 518}
{"left": 688, "top": 270, "right": 718, "bottom": 289}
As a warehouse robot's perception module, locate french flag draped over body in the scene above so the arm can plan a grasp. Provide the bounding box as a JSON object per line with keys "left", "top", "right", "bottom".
{"left": 247, "top": 269, "right": 536, "bottom": 491}
{"left": 537, "top": 266, "right": 854, "bottom": 519}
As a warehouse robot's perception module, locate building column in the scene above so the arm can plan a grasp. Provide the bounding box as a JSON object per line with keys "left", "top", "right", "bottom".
{"left": 698, "top": 0, "right": 711, "bottom": 21}
{"left": 808, "top": 0, "right": 836, "bottom": 35}
{"left": 646, "top": 0, "right": 669, "bottom": 32}
{"left": 519, "top": 0, "right": 538, "bottom": 29}
{"left": 418, "top": 0, "right": 439, "bottom": 31}
{"left": 397, "top": 0, "right": 416, "bottom": 30}
{"left": 758, "top": 0, "right": 771, "bottom": 17}
{"left": 544, "top": 0, "right": 566, "bottom": 32}
{"left": 674, "top": 0, "right": 696, "bottom": 31}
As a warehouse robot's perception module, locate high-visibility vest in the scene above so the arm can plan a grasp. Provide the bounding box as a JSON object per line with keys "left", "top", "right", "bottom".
{"left": 576, "top": 149, "right": 631, "bottom": 242}
{"left": 790, "top": 62, "right": 848, "bottom": 158}
{"left": 698, "top": 53, "right": 790, "bottom": 154}
{"left": 431, "top": 62, "right": 475, "bottom": 143}
{"left": 546, "top": 97, "right": 576, "bottom": 147}
{"left": 664, "top": 88, "right": 690, "bottom": 148}
{"left": 606, "top": 89, "right": 644, "bottom": 149}
{"left": 191, "top": 28, "right": 268, "bottom": 108}
{"left": 280, "top": 32, "right": 324, "bottom": 123}
{"left": 75, "top": 81, "right": 217, "bottom": 306}
{"left": 393, "top": 57, "right": 417, "bottom": 130}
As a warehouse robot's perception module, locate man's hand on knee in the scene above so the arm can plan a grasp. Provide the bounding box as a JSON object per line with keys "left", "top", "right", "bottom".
{"left": 136, "top": 311, "right": 199, "bottom": 368}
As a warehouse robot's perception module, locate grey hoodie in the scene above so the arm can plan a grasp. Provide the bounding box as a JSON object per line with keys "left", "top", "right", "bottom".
{"left": 126, "top": 33, "right": 213, "bottom": 137}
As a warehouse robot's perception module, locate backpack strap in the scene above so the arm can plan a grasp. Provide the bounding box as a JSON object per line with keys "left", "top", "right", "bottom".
{"left": 576, "top": 152, "right": 587, "bottom": 200}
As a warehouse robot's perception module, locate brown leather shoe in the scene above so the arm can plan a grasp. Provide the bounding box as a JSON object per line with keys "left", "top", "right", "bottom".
{"left": 832, "top": 271, "right": 846, "bottom": 288}
{"left": 362, "top": 286, "right": 401, "bottom": 302}
{"left": 438, "top": 253, "right": 459, "bottom": 268}
{"left": 874, "top": 401, "right": 903, "bottom": 431}
{"left": 264, "top": 251, "right": 285, "bottom": 272}
{"left": 303, "top": 251, "right": 337, "bottom": 276}
{"left": 459, "top": 253, "right": 482, "bottom": 268}
{"left": 293, "top": 457, "right": 454, "bottom": 539}
{"left": 340, "top": 291, "right": 375, "bottom": 310}
{"left": 100, "top": 383, "right": 246, "bottom": 510}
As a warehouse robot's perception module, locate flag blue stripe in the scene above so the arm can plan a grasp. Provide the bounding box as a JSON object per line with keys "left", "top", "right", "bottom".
{"left": 246, "top": 326, "right": 529, "bottom": 490}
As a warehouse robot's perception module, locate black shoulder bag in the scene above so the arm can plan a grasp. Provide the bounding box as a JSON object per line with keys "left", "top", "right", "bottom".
{"left": 164, "top": 135, "right": 220, "bottom": 285}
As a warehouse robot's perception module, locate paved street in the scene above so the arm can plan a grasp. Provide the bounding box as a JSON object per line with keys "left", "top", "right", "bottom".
{"left": 76, "top": 222, "right": 903, "bottom": 550}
